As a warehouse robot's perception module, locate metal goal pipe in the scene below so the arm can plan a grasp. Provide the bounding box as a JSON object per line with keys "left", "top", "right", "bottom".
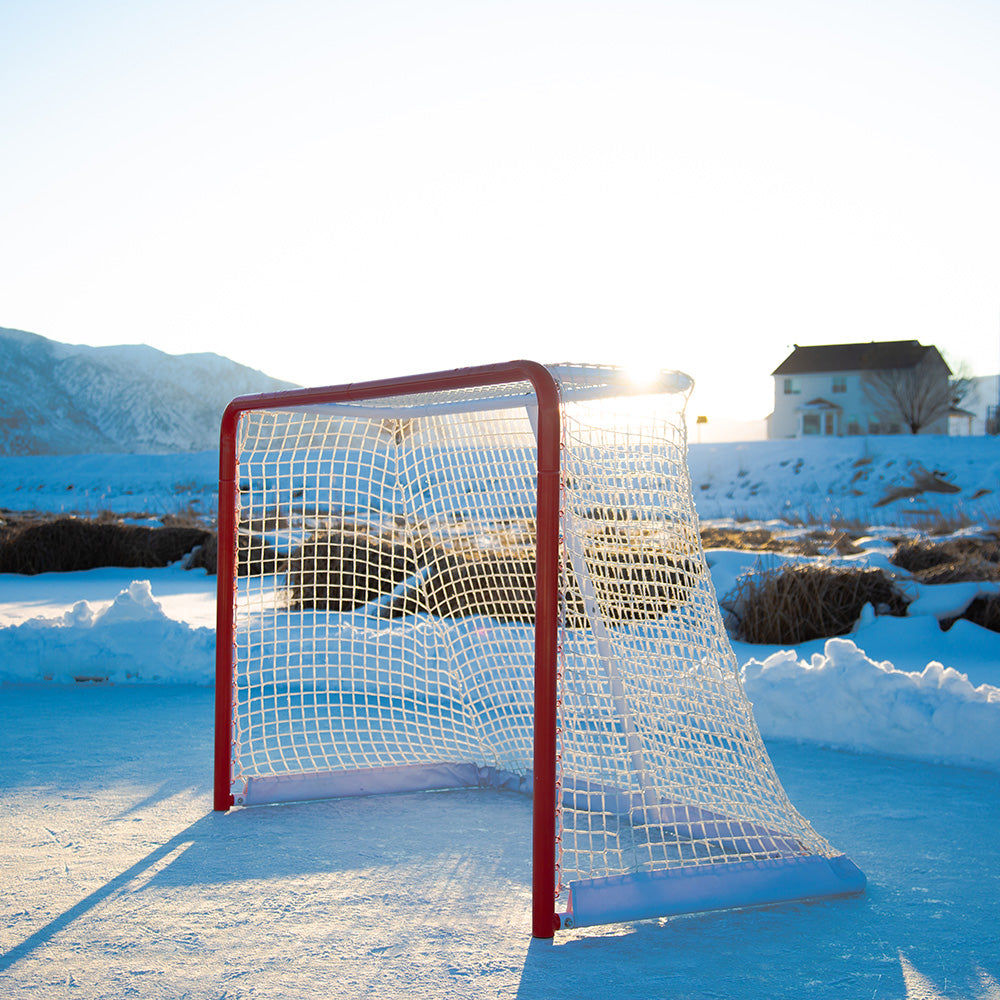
{"left": 212, "top": 361, "right": 563, "bottom": 938}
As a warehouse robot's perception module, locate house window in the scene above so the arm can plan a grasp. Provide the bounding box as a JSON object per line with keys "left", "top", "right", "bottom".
{"left": 832, "top": 376, "right": 847, "bottom": 394}
{"left": 783, "top": 378, "right": 800, "bottom": 395}
{"left": 847, "top": 417, "right": 862, "bottom": 435}
{"left": 803, "top": 413, "right": 821, "bottom": 435}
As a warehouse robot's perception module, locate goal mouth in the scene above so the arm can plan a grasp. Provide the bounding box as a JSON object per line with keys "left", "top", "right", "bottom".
{"left": 214, "top": 360, "right": 865, "bottom": 938}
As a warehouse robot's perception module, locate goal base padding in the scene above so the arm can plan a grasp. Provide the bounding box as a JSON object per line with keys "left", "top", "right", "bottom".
{"left": 237, "top": 761, "right": 531, "bottom": 806}
{"left": 563, "top": 854, "right": 866, "bottom": 928}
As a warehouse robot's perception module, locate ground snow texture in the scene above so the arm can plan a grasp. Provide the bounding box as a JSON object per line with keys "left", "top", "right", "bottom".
{"left": 1, "top": 685, "right": 998, "bottom": 999}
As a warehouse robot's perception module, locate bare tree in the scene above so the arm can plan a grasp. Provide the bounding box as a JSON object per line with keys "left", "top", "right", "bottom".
{"left": 947, "top": 360, "right": 976, "bottom": 411}
{"left": 861, "top": 357, "right": 953, "bottom": 434}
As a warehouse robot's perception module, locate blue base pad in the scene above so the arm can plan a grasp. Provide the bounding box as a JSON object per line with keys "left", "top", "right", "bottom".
{"left": 566, "top": 854, "right": 865, "bottom": 928}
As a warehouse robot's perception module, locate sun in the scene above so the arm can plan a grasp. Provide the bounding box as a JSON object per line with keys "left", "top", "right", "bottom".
{"left": 621, "top": 355, "right": 664, "bottom": 391}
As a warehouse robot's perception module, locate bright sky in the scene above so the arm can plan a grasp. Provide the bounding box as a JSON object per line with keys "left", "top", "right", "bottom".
{"left": 2, "top": 0, "right": 998, "bottom": 432}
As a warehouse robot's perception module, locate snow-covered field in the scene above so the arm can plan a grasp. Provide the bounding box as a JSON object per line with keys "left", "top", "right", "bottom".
{"left": 2, "top": 436, "right": 999, "bottom": 998}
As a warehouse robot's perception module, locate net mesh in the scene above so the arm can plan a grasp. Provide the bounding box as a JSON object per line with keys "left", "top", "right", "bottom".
{"left": 227, "top": 366, "right": 835, "bottom": 911}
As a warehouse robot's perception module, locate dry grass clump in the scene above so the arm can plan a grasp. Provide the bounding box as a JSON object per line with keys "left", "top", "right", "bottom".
{"left": 0, "top": 517, "right": 211, "bottom": 575}
{"left": 961, "top": 596, "right": 1000, "bottom": 634}
{"left": 284, "top": 521, "right": 543, "bottom": 616}
{"left": 699, "top": 525, "right": 861, "bottom": 556}
{"left": 891, "top": 537, "right": 1000, "bottom": 582}
{"left": 396, "top": 522, "right": 543, "bottom": 621}
{"left": 907, "top": 559, "right": 1000, "bottom": 585}
{"left": 284, "top": 518, "right": 701, "bottom": 624}
{"left": 183, "top": 534, "right": 218, "bottom": 573}
{"left": 873, "top": 467, "right": 961, "bottom": 507}
{"left": 238, "top": 533, "right": 283, "bottom": 576}
{"left": 583, "top": 547, "right": 700, "bottom": 625}
{"left": 182, "top": 532, "right": 283, "bottom": 576}
{"left": 285, "top": 526, "right": 420, "bottom": 611}
{"left": 700, "top": 526, "right": 776, "bottom": 550}
{"left": 415, "top": 554, "right": 541, "bottom": 621}
{"left": 410, "top": 548, "right": 698, "bottom": 625}
{"left": 732, "top": 563, "right": 909, "bottom": 645}
{"left": 804, "top": 529, "right": 864, "bottom": 556}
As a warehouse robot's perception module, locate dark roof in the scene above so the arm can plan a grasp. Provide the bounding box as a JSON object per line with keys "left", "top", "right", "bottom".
{"left": 772, "top": 340, "right": 950, "bottom": 376}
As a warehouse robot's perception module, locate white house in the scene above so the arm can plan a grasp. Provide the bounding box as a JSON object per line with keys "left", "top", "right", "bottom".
{"left": 767, "top": 340, "right": 951, "bottom": 439}
{"left": 949, "top": 374, "right": 999, "bottom": 436}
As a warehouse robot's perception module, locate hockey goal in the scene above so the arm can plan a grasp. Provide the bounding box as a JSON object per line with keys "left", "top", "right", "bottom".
{"left": 213, "top": 361, "right": 864, "bottom": 938}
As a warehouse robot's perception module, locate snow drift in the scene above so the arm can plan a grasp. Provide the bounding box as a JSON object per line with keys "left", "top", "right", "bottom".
{"left": 2, "top": 575, "right": 997, "bottom": 774}
{"left": 743, "top": 638, "right": 1000, "bottom": 772}
{"left": 0, "top": 580, "right": 214, "bottom": 685}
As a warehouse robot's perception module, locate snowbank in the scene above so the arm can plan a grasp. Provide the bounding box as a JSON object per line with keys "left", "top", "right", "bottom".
{"left": 743, "top": 638, "right": 1000, "bottom": 772}
{"left": 3, "top": 576, "right": 998, "bottom": 775}
{"left": 0, "top": 580, "right": 214, "bottom": 684}
{"left": 687, "top": 435, "right": 1000, "bottom": 524}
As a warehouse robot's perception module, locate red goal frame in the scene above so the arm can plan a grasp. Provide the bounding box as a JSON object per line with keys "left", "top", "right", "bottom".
{"left": 213, "top": 361, "right": 564, "bottom": 938}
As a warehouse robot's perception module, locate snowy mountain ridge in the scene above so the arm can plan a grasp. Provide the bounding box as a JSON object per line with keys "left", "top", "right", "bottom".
{"left": 0, "top": 327, "right": 298, "bottom": 455}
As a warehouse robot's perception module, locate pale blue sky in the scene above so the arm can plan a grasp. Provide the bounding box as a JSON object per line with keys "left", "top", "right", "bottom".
{"left": 2, "top": 0, "right": 998, "bottom": 427}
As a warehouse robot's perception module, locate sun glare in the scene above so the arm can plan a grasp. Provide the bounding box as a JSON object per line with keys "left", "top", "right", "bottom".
{"left": 622, "top": 358, "right": 663, "bottom": 391}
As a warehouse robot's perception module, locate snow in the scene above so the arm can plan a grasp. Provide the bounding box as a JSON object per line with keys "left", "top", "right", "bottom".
{"left": 2, "top": 436, "right": 999, "bottom": 996}
{"left": 0, "top": 576, "right": 215, "bottom": 685}
{"left": 687, "top": 434, "right": 1000, "bottom": 525}
{"left": 0, "top": 449, "right": 219, "bottom": 519}
{"left": 742, "top": 639, "right": 1000, "bottom": 772}
{"left": 899, "top": 578, "right": 1000, "bottom": 622}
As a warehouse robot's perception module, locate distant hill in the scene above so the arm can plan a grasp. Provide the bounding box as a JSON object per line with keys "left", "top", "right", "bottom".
{"left": 0, "top": 327, "right": 299, "bottom": 455}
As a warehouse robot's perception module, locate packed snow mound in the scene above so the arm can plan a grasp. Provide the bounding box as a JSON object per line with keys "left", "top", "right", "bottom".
{"left": 67, "top": 579, "right": 165, "bottom": 625}
{"left": 743, "top": 638, "right": 1000, "bottom": 772}
{"left": 0, "top": 580, "right": 214, "bottom": 684}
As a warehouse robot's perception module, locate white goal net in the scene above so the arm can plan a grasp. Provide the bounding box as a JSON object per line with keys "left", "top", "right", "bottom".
{"left": 216, "top": 362, "right": 864, "bottom": 934}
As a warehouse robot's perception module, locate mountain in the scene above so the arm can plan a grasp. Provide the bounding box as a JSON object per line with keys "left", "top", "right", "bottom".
{"left": 0, "top": 327, "right": 299, "bottom": 455}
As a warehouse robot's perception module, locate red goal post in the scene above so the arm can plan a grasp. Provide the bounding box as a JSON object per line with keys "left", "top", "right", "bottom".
{"left": 214, "top": 361, "right": 563, "bottom": 936}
